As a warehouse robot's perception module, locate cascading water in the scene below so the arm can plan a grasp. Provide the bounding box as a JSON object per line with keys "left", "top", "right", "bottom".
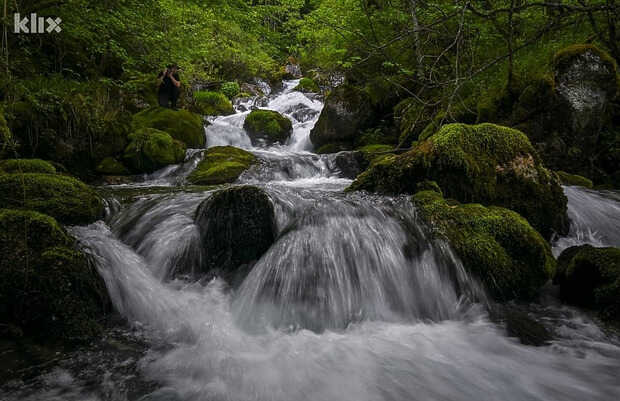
{"left": 3, "top": 81, "right": 620, "bottom": 401}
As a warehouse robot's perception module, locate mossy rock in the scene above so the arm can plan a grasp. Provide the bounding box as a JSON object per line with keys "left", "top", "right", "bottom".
{"left": 193, "top": 91, "right": 234, "bottom": 116}
{"left": 349, "top": 123, "right": 568, "bottom": 239}
{"left": 123, "top": 128, "right": 186, "bottom": 173}
{"left": 556, "top": 171, "right": 593, "bottom": 188}
{"left": 0, "top": 174, "right": 104, "bottom": 225}
{"left": 555, "top": 245, "right": 620, "bottom": 321}
{"left": 294, "top": 78, "right": 320, "bottom": 93}
{"left": 132, "top": 106, "right": 205, "bottom": 148}
{"left": 243, "top": 110, "right": 293, "bottom": 145}
{"left": 0, "top": 159, "right": 56, "bottom": 174}
{"left": 316, "top": 143, "right": 351, "bottom": 154}
{"left": 0, "top": 209, "right": 110, "bottom": 343}
{"left": 413, "top": 190, "right": 555, "bottom": 300}
{"left": 187, "top": 146, "right": 257, "bottom": 185}
{"left": 193, "top": 186, "right": 276, "bottom": 281}
{"left": 96, "top": 157, "right": 130, "bottom": 175}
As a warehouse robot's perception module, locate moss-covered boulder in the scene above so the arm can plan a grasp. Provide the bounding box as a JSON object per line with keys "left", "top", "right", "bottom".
{"left": 132, "top": 106, "right": 205, "bottom": 148}
{"left": 193, "top": 91, "right": 234, "bottom": 116}
{"left": 0, "top": 159, "right": 56, "bottom": 174}
{"left": 0, "top": 209, "right": 109, "bottom": 342}
{"left": 555, "top": 245, "right": 620, "bottom": 321}
{"left": 556, "top": 171, "right": 593, "bottom": 188}
{"left": 194, "top": 186, "right": 276, "bottom": 280}
{"left": 95, "top": 157, "right": 130, "bottom": 175}
{"left": 0, "top": 174, "right": 104, "bottom": 225}
{"left": 243, "top": 110, "right": 293, "bottom": 145}
{"left": 349, "top": 123, "right": 568, "bottom": 238}
{"left": 294, "top": 78, "right": 320, "bottom": 93}
{"left": 187, "top": 146, "right": 256, "bottom": 185}
{"left": 413, "top": 190, "right": 555, "bottom": 300}
{"left": 123, "top": 128, "right": 186, "bottom": 173}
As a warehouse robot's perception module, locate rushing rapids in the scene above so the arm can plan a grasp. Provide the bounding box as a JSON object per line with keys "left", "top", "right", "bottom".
{"left": 2, "top": 81, "right": 620, "bottom": 401}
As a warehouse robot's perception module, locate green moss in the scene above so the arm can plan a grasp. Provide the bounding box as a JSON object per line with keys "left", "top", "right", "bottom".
{"left": 96, "top": 157, "right": 130, "bottom": 175}
{"left": 0, "top": 111, "right": 14, "bottom": 159}
{"left": 243, "top": 110, "right": 293, "bottom": 145}
{"left": 556, "top": 171, "right": 593, "bottom": 188}
{"left": 555, "top": 245, "right": 620, "bottom": 321}
{"left": 553, "top": 44, "right": 618, "bottom": 74}
{"left": 124, "top": 128, "right": 186, "bottom": 173}
{"left": 188, "top": 146, "right": 257, "bottom": 185}
{"left": 316, "top": 143, "right": 350, "bottom": 154}
{"left": 0, "top": 174, "right": 104, "bottom": 225}
{"left": 356, "top": 144, "right": 394, "bottom": 164}
{"left": 349, "top": 123, "right": 568, "bottom": 238}
{"left": 220, "top": 82, "right": 241, "bottom": 99}
{"left": 294, "top": 77, "right": 320, "bottom": 93}
{"left": 193, "top": 91, "right": 235, "bottom": 116}
{"left": 132, "top": 106, "right": 205, "bottom": 148}
{"left": 0, "top": 159, "right": 56, "bottom": 174}
{"left": 413, "top": 190, "right": 555, "bottom": 300}
{"left": 0, "top": 209, "right": 109, "bottom": 343}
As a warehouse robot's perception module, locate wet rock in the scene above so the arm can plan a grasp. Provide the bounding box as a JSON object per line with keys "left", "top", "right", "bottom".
{"left": 491, "top": 304, "right": 553, "bottom": 346}
{"left": 187, "top": 146, "right": 257, "bottom": 185}
{"left": 243, "top": 110, "right": 293, "bottom": 146}
{"left": 350, "top": 123, "right": 568, "bottom": 239}
{"left": 123, "top": 128, "right": 186, "bottom": 173}
{"left": 0, "top": 209, "right": 110, "bottom": 343}
{"left": 195, "top": 186, "right": 276, "bottom": 281}
{"left": 412, "top": 189, "right": 555, "bottom": 301}
{"left": 329, "top": 151, "right": 369, "bottom": 179}
{"left": 131, "top": 106, "right": 205, "bottom": 148}
{"left": 555, "top": 245, "right": 620, "bottom": 321}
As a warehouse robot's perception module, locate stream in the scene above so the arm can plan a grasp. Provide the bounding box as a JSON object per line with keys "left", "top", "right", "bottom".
{"left": 2, "top": 80, "right": 620, "bottom": 401}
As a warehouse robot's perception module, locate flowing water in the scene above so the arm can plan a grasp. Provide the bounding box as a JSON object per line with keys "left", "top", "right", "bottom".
{"left": 3, "top": 81, "right": 620, "bottom": 401}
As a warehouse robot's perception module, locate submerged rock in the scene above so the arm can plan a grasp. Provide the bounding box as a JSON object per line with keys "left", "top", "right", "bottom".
{"left": 123, "top": 128, "right": 186, "bottom": 173}
{"left": 132, "top": 106, "right": 205, "bottom": 148}
{"left": 0, "top": 159, "right": 56, "bottom": 174}
{"left": 0, "top": 209, "right": 110, "bottom": 343}
{"left": 349, "top": 123, "right": 568, "bottom": 238}
{"left": 0, "top": 173, "right": 104, "bottom": 225}
{"left": 187, "top": 146, "right": 257, "bottom": 185}
{"left": 555, "top": 245, "right": 620, "bottom": 321}
{"left": 413, "top": 189, "right": 555, "bottom": 301}
{"left": 243, "top": 110, "right": 293, "bottom": 146}
{"left": 195, "top": 186, "right": 276, "bottom": 280}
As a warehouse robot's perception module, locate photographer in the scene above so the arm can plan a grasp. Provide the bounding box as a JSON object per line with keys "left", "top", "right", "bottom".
{"left": 157, "top": 64, "right": 181, "bottom": 109}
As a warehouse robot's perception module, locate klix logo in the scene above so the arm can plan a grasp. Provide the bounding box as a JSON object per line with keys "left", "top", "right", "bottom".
{"left": 14, "top": 13, "right": 62, "bottom": 34}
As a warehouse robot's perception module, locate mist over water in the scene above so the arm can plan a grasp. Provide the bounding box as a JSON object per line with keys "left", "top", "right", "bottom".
{"left": 3, "top": 81, "right": 620, "bottom": 401}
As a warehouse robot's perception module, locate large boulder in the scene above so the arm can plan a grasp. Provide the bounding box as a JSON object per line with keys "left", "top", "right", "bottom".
{"left": 294, "top": 78, "right": 320, "bottom": 93}
{"left": 555, "top": 245, "right": 620, "bottom": 321}
{"left": 413, "top": 190, "right": 555, "bottom": 300}
{"left": 0, "top": 173, "right": 104, "bottom": 225}
{"left": 309, "top": 85, "right": 375, "bottom": 150}
{"left": 194, "top": 186, "right": 276, "bottom": 279}
{"left": 132, "top": 106, "right": 205, "bottom": 148}
{"left": 477, "top": 44, "right": 620, "bottom": 187}
{"left": 349, "top": 123, "right": 568, "bottom": 238}
{"left": 243, "top": 110, "right": 293, "bottom": 146}
{"left": 123, "top": 128, "right": 186, "bottom": 173}
{"left": 0, "top": 159, "right": 56, "bottom": 174}
{"left": 187, "top": 146, "right": 257, "bottom": 185}
{"left": 0, "top": 209, "right": 110, "bottom": 342}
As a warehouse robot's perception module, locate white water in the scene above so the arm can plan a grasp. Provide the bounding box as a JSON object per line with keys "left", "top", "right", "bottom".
{"left": 4, "top": 81, "right": 620, "bottom": 401}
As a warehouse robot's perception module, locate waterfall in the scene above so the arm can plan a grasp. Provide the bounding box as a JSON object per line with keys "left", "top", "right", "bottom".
{"left": 4, "top": 81, "right": 620, "bottom": 401}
